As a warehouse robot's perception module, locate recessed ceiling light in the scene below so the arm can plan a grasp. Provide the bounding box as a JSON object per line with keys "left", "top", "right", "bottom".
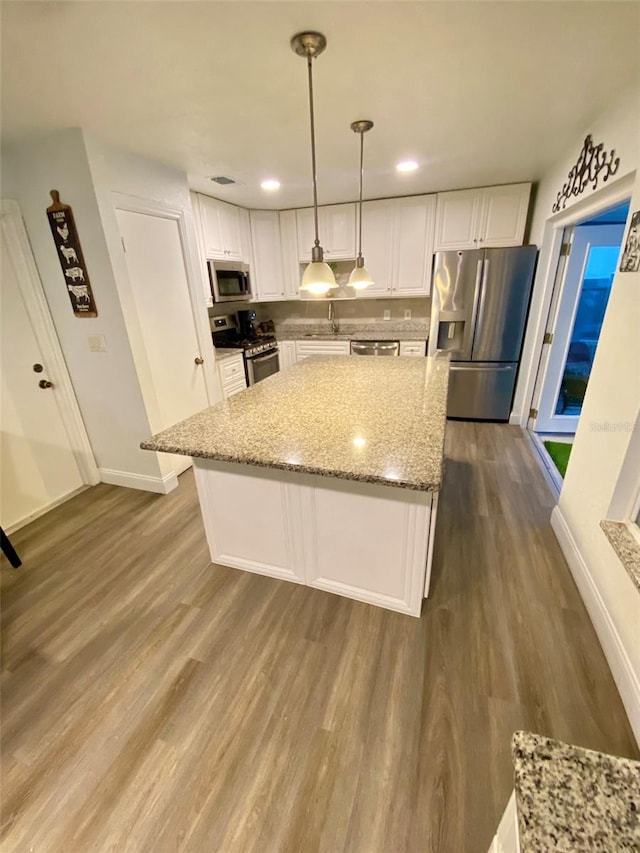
{"left": 396, "top": 160, "right": 419, "bottom": 173}
{"left": 261, "top": 179, "right": 281, "bottom": 191}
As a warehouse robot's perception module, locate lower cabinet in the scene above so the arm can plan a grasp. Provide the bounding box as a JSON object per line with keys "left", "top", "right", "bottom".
{"left": 399, "top": 341, "right": 427, "bottom": 357}
{"left": 217, "top": 353, "right": 247, "bottom": 398}
{"left": 295, "top": 340, "right": 351, "bottom": 360}
{"left": 278, "top": 340, "right": 298, "bottom": 370}
{"left": 488, "top": 792, "right": 520, "bottom": 853}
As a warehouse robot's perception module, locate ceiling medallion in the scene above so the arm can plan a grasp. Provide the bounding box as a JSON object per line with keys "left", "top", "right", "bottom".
{"left": 552, "top": 135, "right": 620, "bottom": 213}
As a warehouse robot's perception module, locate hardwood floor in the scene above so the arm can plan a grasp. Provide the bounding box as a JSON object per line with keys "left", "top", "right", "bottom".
{"left": 2, "top": 422, "right": 637, "bottom": 852}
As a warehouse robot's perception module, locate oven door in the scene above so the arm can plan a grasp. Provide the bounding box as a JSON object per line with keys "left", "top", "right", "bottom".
{"left": 246, "top": 349, "right": 279, "bottom": 385}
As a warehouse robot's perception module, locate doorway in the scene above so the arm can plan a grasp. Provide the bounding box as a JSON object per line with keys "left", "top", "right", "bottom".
{"left": 1, "top": 200, "right": 99, "bottom": 531}
{"left": 528, "top": 200, "right": 629, "bottom": 485}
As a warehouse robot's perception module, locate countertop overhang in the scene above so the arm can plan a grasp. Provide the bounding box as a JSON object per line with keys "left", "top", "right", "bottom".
{"left": 142, "top": 354, "right": 450, "bottom": 492}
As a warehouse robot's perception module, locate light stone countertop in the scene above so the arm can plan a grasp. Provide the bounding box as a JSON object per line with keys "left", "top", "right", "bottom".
{"left": 142, "top": 354, "right": 450, "bottom": 492}
{"left": 275, "top": 321, "right": 430, "bottom": 342}
{"left": 512, "top": 731, "right": 640, "bottom": 852}
{"left": 600, "top": 520, "right": 640, "bottom": 593}
{"left": 214, "top": 348, "right": 243, "bottom": 362}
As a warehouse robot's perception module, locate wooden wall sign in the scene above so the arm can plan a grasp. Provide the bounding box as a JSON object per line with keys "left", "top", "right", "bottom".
{"left": 46, "top": 190, "right": 98, "bottom": 317}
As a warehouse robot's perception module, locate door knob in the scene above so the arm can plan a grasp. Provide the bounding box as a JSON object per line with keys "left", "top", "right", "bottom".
{"left": 194, "top": 357, "right": 204, "bottom": 365}
{"left": 33, "top": 363, "right": 44, "bottom": 373}
{"left": 38, "top": 379, "right": 53, "bottom": 389}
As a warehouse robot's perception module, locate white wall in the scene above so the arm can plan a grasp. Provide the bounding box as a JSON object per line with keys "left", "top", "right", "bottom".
{"left": 514, "top": 82, "right": 640, "bottom": 422}
{"left": 517, "top": 84, "right": 640, "bottom": 740}
{"left": 83, "top": 133, "right": 222, "bottom": 477}
{"left": 1, "top": 129, "right": 165, "bottom": 486}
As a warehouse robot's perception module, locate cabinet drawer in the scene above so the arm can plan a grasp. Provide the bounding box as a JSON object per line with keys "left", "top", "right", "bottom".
{"left": 295, "top": 340, "right": 351, "bottom": 359}
{"left": 224, "top": 379, "right": 247, "bottom": 398}
{"left": 399, "top": 341, "right": 426, "bottom": 357}
{"left": 220, "top": 356, "right": 245, "bottom": 381}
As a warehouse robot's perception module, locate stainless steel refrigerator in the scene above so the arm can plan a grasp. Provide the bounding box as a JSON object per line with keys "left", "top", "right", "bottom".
{"left": 429, "top": 246, "right": 537, "bottom": 420}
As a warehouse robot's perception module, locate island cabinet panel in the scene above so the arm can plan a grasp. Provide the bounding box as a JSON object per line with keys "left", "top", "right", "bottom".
{"left": 300, "top": 477, "right": 433, "bottom": 615}
{"left": 194, "top": 461, "right": 306, "bottom": 585}
{"left": 192, "top": 459, "right": 437, "bottom": 617}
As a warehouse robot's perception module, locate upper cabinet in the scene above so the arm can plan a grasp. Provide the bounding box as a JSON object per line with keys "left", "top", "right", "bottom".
{"left": 357, "top": 195, "right": 436, "bottom": 297}
{"left": 197, "top": 194, "right": 249, "bottom": 262}
{"left": 296, "top": 203, "right": 356, "bottom": 261}
{"left": 279, "top": 210, "right": 302, "bottom": 300}
{"left": 434, "top": 183, "right": 530, "bottom": 251}
{"left": 250, "top": 210, "right": 285, "bottom": 301}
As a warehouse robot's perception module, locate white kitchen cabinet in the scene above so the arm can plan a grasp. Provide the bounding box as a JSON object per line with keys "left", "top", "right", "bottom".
{"left": 358, "top": 199, "right": 395, "bottom": 297}
{"left": 356, "top": 195, "right": 435, "bottom": 298}
{"left": 399, "top": 341, "right": 427, "bottom": 357}
{"left": 217, "top": 352, "right": 247, "bottom": 398}
{"left": 296, "top": 204, "right": 356, "bottom": 261}
{"left": 279, "top": 210, "right": 302, "bottom": 299}
{"left": 392, "top": 195, "right": 436, "bottom": 295}
{"left": 250, "top": 210, "right": 285, "bottom": 301}
{"left": 198, "top": 194, "right": 247, "bottom": 261}
{"left": 295, "top": 339, "right": 350, "bottom": 360}
{"left": 434, "top": 183, "right": 530, "bottom": 251}
{"left": 190, "top": 191, "right": 214, "bottom": 308}
{"left": 278, "top": 341, "right": 298, "bottom": 370}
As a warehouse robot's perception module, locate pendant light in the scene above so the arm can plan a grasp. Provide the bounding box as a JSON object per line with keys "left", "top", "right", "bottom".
{"left": 349, "top": 120, "right": 374, "bottom": 290}
{"left": 291, "top": 31, "right": 337, "bottom": 296}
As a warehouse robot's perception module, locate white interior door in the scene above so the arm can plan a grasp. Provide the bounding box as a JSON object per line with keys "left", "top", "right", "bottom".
{"left": 532, "top": 223, "right": 625, "bottom": 433}
{"left": 116, "top": 208, "right": 209, "bottom": 476}
{"left": 1, "top": 229, "right": 85, "bottom": 530}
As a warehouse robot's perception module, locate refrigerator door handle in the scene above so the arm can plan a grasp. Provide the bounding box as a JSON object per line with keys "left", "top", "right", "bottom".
{"left": 463, "top": 258, "right": 484, "bottom": 356}
{"left": 450, "top": 363, "right": 514, "bottom": 372}
{"left": 471, "top": 258, "right": 490, "bottom": 355}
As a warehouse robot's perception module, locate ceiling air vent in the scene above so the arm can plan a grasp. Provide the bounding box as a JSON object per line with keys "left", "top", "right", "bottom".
{"left": 210, "top": 176, "right": 236, "bottom": 186}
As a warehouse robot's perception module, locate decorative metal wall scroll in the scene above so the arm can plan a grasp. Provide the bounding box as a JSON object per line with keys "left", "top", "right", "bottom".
{"left": 619, "top": 210, "right": 640, "bottom": 273}
{"left": 552, "top": 135, "right": 620, "bottom": 213}
{"left": 46, "top": 190, "right": 98, "bottom": 317}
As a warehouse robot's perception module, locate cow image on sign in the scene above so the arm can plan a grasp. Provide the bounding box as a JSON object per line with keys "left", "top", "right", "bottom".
{"left": 46, "top": 190, "right": 98, "bottom": 317}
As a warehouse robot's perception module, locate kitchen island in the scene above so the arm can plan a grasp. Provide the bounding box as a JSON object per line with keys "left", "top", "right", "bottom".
{"left": 142, "top": 354, "right": 450, "bottom": 616}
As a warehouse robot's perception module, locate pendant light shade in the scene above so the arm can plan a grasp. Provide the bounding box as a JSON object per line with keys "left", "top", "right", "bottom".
{"left": 349, "top": 119, "right": 374, "bottom": 291}
{"left": 291, "top": 31, "right": 337, "bottom": 296}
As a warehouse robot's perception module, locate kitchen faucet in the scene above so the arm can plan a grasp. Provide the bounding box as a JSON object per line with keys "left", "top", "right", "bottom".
{"left": 328, "top": 300, "right": 338, "bottom": 335}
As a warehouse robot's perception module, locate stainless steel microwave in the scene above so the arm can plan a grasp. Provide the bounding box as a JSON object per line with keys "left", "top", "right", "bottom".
{"left": 207, "top": 260, "right": 251, "bottom": 303}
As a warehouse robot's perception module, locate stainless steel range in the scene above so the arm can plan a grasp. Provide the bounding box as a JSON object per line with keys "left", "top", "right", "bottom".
{"left": 210, "top": 314, "right": 279, "bottom": 386}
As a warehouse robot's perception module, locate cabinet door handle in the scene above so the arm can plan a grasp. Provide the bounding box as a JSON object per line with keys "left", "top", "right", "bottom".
{"left": 39, "top": 379, "right": 53, "bottom": 389}
{"left": 194, "top": 357, "right": 204, "bottom": 365}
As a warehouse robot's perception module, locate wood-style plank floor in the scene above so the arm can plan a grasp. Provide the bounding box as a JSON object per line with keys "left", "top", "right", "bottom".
{"left": 1, "top": 422, "right": 637, "bottom": 852}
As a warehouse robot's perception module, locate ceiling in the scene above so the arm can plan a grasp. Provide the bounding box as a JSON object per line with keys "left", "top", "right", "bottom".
{"left": 1, "top": 1, "right": 639, "bottom": 209}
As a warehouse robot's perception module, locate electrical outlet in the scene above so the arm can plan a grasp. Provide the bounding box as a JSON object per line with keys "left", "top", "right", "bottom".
{"left": 404, "top": 309, "right": 412, "bottom": 320}
{"left": 383, "top": 310, "right": 391, "bottom": 321}
{"left": 88, "top": 334, "right": 107, "bottom": 352}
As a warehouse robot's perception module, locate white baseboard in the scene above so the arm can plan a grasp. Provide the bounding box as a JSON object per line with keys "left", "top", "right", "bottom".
{"left": 551, "top": 506, "right": 640, "bottom": 744}
{"left": 509, "top": 411, "right": 523, "bottom": 426}
{"left": 99, "top": 468, "right": 179, "bottom": 495}
{"left": 5, "top": 486, "right": 89, "bottom": 534}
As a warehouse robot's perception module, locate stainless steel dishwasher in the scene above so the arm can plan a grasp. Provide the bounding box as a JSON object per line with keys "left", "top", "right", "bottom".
{"left": 350, "top": 340, "right": 400, "bottom": 356}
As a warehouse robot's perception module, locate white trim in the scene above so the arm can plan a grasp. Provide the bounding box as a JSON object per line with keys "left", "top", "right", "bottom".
{"left": 509, "top": 412, "right": 522, "bottom": 426}
{"left": 525, "top": 430, "right": 562, "bottom": 500}
{"left": 98, "top": 467, "right": 178, "bottom": 494}
{"left": 424, "top": 492, "right": 438, "bottom": 597}
{"left": 1, "top": 199, "right": 100, "bottom": 485}
{"left": 5, "top": 486, "right": 89, "bottom": 535}
{"left": 551, "top": 505, "right": 640, "bottom": 742}
{"left": 515, "top": 172, "right": 636, "bottom": 429}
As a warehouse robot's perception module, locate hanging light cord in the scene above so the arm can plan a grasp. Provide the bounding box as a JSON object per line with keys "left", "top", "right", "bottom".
{"left": 306, "top": 54, "right": 320, "bottom": 250}
{"left": 357, "top": 130, "right": 364, "bottom": 261}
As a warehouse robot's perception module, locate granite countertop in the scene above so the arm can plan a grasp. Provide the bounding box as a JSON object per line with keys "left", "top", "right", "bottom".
{"left": 214, "top": 348, "right": 242, "bottom": 362}
{"left": 142, "top": 353, "right": 450, "bottom": 492}
{"left": 275, "top": 321, "right": 430, "bottom": 342}
{"left": 512, "top": 731, "right": 640, "bottom": 852}
{"left": 600, "top": 520, "right": 640, "bottom": 593}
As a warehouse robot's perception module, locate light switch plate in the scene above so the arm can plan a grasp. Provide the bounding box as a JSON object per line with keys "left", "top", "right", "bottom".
{"left": 404, "top": 309, "right": 412, "bottom": 320}
{"left": 88, "top": 334, "right": 107, "bottom": 352}
{"left": 383, "top": 310, "right": 391, "bottom": 320}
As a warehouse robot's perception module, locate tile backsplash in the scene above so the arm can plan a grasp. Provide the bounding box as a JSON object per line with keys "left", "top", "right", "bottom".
{"left": 208, "top": 296, "right": 431, "bottom": 324}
